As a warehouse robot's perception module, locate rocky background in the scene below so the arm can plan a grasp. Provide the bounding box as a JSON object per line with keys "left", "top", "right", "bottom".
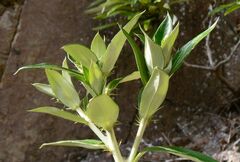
{"left": 0, "top": 0, "right": 239, "bottom": 162}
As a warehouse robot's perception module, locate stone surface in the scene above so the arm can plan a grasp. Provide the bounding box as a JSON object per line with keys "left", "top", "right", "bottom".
{"left": 0, "top": 0, "right": 240, "bottom": 161}
{"left": 0, "top": 0, "right": 95, "bottom": 161}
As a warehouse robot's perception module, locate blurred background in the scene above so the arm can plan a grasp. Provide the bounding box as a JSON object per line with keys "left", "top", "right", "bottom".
{"left": 0, "top": 0, "right": 239, "bottom": 161}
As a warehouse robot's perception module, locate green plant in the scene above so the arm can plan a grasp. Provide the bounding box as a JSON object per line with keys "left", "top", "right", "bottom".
{"left": 86, "top": 0, "right": 189, "bottom": 31}
{"left": 16, "top": 12, "right": 218, "bottom": 162}
{"left": 211, "top": 0, "right": 240, "bottom": 16}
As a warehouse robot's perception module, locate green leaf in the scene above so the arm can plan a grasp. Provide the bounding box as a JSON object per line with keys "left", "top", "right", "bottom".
{"left": 86, "top": 94, "right": 119, "bottom": 130}
{"left": 29, "top": 107, "right": 87, "bottom": 124}
{"left": 40, "top": 139, "right": 106, "bottom": 150}
{"left": 62, "top": 44, "right": 98, "bottom": 69}
{"left": 142, "top": 27, "right": 165, "bottom": 73}
{"left": 122, "top": 29, "right": 149, "bottom": 85}
{"left": 135, "top": 146, "right": 217, "bottom": 162}
{"left": 162, "top": 23, "right": 179, "bottom": 65}
{"left": 91, "top": 32, "right": 107, "bottom": 60}
{"left": 171, "top": 19, "right": 218, "bottom": 75}
{"left": 224, "top": 4, "right": 240, "bottom": 15}
{"left": 45, "top": 69, "right": 80, "bottom": 109}
{"left": 119, "top": 71, "right": 140, "bottom": 83}
{"left": 62, "top": 57, "right": 73, "bottom": 85}
{"left": 105, "top": 71, "right": 141, "bottom": 94}
{"left": 14, "top": 63, "right": 85, "bottom": 82}
{"left": 153, "top": 13, "right": 172, "bottom": 45}
{"left": 32, "top": 83, "right": 55, "bottom": 97}
{"left": 93, "top": 23, "right": 118, "bottom": 31}
{"left": 88, "top": 62, "right": 104, "bottom": 95}
{"left": 101, "top": 11, "right": 143, "bottom": 75}
{"left": 139, "top": 68, "right": 169, "bottom": 119}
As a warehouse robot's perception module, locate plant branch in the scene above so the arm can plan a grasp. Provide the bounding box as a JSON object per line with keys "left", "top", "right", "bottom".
{"left": 128, "top": 117, "right": 148, "bottom": 162}
{"left": 76, "top": 108, "right": 108, "bottom": 145}
{"left": 106, "top": 128, "right": 124, "bottom": 162}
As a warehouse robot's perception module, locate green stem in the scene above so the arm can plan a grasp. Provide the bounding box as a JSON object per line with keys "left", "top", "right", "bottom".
{"left": 106, "top": 128, "right": 124, "bottom": 162}
{"left": 128, "top": 118, "right": 148, "bottom": 162}
{"left": 76, "top": 108, "right": 107, "bottom": 145}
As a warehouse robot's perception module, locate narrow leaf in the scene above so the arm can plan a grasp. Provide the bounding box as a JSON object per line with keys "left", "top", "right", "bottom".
{"left": 162, "top": 23, "right": 179, "bottom": 65}
{"left": 86, "top": 94, "right": 119, "bottom": 130}
{"left": 122, "top": 29, "right": 149, "bottom": 84}
{"left": 139, "top": 68, "right": 169, "bottom": 119}
{"left": 143, "top": 28, "right": 165, "bottom": 73}
{"left": 88, "top": 62, "right": 104, "bottom": 95}
{"left": 135, "top": 146, "right": 217, "bottom": 162}
{"left": 171, "top": 19, "right": 218, "bottom": 75}
{"left": 14, "top": 63, "right": 85, "bottom": 82}
{"left": 153, "top": 13, "right": 173, "bottom": 45}
{"left": 105, "top": 71, "right": 141, "bottom": 94}
{"left": 101, "top": 11, "right": 143, "bottom": 75}
{"left": 62, "top": 44, "right": 98, "bottom": 69}
{"left": 62, "top": 58, "right": 73, "bottom": 85}
{"left": 29, "top": 107, "right": 87, "bottom": 124}
{"left": 91, "top": 32, "right": 107, "bottom": 60}
{"left": 40, "top": 139, "right": 106, "bottom": 150}
{"left": 45, "top": 69, "right": 80, "bottom": 109}
{"left": 32, "top": 83, "right": 55, "bottom": 97}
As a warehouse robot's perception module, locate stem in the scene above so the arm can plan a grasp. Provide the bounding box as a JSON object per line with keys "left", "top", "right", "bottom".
{"left": 128, "top": 118, "right": 148, "bottom": 162}
{"left": 106, "top": 128, "right": 124, "bottom": 162}
{"left": 76, "top": 108, "right": 107, "bottom": 145}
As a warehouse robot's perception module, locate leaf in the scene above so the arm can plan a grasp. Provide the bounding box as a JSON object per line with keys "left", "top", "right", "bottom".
{"left": 62, "top": 44, "right": 98, "bottom": 69}
{"left": 93, "top": 22, "right": 118, "bottom": 31}
{"left": 101, "top": 11, "right": 143, "bottom": 75}
{"left": 122, "top": 29, "right": 149, "bottom": 85}
{"left": 139, "top": 68, "right": 169, "bottom": 119}
{"left": 91, "top": 32, "right": 107, "bottom": 60}
{"left": 135, "top": 146, "right": 217, "bottom": 162}
{"left": 171, "top": 19, "right": 218, "bottom": 75}
{"left": 224, "top": 4, "right": 240, "bottom": 15}
{"left": 62, "top": 57, "right": 73, "bottom": 85}
{"left": 142, "top": 27, "right": 165, "bottom": 73}
{"left": 45, "top": 69, "right": 80, "bottom": 109}
{"left": 86, "top": 94, "right": 119, "bottom": 130}
{"left": 88, "top": 62, "right": 104, "bottom": 95}
{"left": 105, "top": 71, "right": 141, "bottom": 94}
{"left": 153, "top": 13, "right": 172, "bottom": 45}
{"left": 14, "top": 63, "right": 85, "bottom": 82}
{"left": 40, "top": 139, "right": 106, "bottom": 150}
{"left": 32, "top": 83, "right": 55, "bottom": 97}
{"left": 119, "top": 71, "right": 140, "bottom": 83}
{"left": 29, "top": 107, "right": 87, "bottom": 124}
{"left": 161, "top": 23, "right": 179, "bottom": 65}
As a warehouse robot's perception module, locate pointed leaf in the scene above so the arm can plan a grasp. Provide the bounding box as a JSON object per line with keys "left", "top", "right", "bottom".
{"left": 86, "top": 94, "right": 119, "bottom": 130}
{"left": 29, "top": 107, "right": 87, "bottom": 124}
{"left": 162, "top": 23, "right": 179, "bottom": 65}
{"left": 153, "top": 13, "right": 172, "bottom": 44}
{"left": 122, "top": 29, "right": 149, "bottom": 85}
{"left": 62, "top": 57, "right": 73, "bottom": 85}
{"left": 62, "top": 44, "right": 97, "bottom": 69}
{"left": 32, "top": 83, "right": 55, "bottom": 97}
{"left": 143, "top": 28, "right": 165, "bottom": 73}
{"left": 14, "top": 63, "right": 85, "bottom": 82}
{"left": 101, "top": 11, "right": 143, "bottom": 75}
{"left": 91, "top": 33, "right": 107, "bottom": 60}
{"left": 171, "top": 20, "right": 218, "bottom": 75}
{"left": 40, "top": 139, "right": 106, "bottom": 150}
{"left": 119, "top": 71, "right": 140, "bottom": 83}
{"left": 139, "top": 68, "right": 169, "bottom": 119}
{"left": 135, "top": 146, "right": 217, "bottom": 162}
{"left": 88, "top": 62, "right": 104, "bottom": 95}
{"left": 105, "top": 71, "right": 141, "bottom": 94}
{"left": 45, "top": 69, "right": 80, "bottom": 109}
